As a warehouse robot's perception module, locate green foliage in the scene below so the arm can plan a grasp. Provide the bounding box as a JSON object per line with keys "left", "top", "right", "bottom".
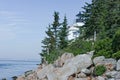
{"left": 59, "top": 16, "right": 68, "bottom": 49}
{"left": 40, "top": 0, "right": 120, "bottom": 64}
{"left": 105, "top": 0, "right": 120, "bottom": 38}
{"left": 52, "top": 12, "right": 60, "bottom": 49}
{"left": 41, "top": 12, "right": 60, "bottom": 64}
{"left": 82, "top": 0, "right": 120, "bottom": 39}
{"left": 64, "top": 39, "right": 93, "bottom": 55}
{"left": 112, "top": 51, "right": 120, "bottom": 60}
{"left": 41, "top": 12, "right": 68, "bottom": 64}
{"left": 41, "top": 25, "right": 55, "bottom": 55}
{"left": 94, "top": 38, "right": 112, "bottom": 58}
{"left": 112, "top": 29, "right": 120, "bottom": 53}
{"left": 94, "top": 65, "right": 106, "bottom": 76}
{"left": 82, "top": 0, "right": 120, "bottom": 59}
{"left": 43, "top": 49, "right": 64, "bottom": 64}
{"left": 83, "top": 0, "right": 107, "bottom": 39}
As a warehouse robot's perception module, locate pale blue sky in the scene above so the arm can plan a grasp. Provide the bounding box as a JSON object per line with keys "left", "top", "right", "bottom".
{"left": 0, "top": 0, "right": 91, "bottom": 60}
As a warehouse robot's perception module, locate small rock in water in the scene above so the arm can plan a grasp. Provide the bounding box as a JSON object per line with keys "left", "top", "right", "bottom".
{"left": 2, "top": 78, "right": 7, "bottom": 80}
{"left": 12, "top": 76, "right": 17, "bottom": 80}
{"left": 24, "top": 70, "right": 34, "bottom": 77}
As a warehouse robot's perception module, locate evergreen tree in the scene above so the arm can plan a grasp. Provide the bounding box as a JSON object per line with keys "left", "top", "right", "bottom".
{"left": 82, "top": 2, "right": 93, "bottom": 38}
{"left": 81, "top": 0, "right": 120, "bottom": 57}
{"left": 85, "top": 0, "right": 106, "bottom": 40}
{"left": 51, "top": 12, "right": 60, "bottom": 49}
{"left": 105, "top": 0, "right": 120, "bottom": 38}
{"left": 41, "top": 25, "right": 55, "bottom": 55}
{"left": 82, "top": 2, "right": 91, "bottom": 22}
{"left": 40, "top": 25, "right": 55, "bottom": 63}
{"left": 41, "top": 37, "right": 49, "bottom": 54}
{"left": 41, "top": 12, "right": 63, "bottom": 63}
{"left": 46, "top": 25, "right": 55, "bottom": 52}
{"left": 59, "top": 16, "right": 68, "bottom": 49}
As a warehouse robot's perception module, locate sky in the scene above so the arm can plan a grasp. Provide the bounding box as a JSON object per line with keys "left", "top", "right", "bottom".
{"left": 0, "top": 0, "right": 91, "bottom": 60}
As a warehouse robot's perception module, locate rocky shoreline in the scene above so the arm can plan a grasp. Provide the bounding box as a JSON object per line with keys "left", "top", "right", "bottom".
{"left": 16, "top": 51, "right": 120, "bottom": 80}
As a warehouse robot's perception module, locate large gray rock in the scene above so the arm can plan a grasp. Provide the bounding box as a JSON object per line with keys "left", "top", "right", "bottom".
{"left": 105, "top": 71, "right": 117, "bottom": 78}
{"left": 54, "top": 52, "right": 74, "bottom": 67}
{"left": 57, "top": 53, "right": 93, "bottom": 80}
{"left": 37, "top": 64, "right": 55, "bottom": 79}
{"left": 94, "top": 58, "right": 116, "bottom": 70}
{"left": 97, "top": 76, "right": 105, "bottom": 80}
{"left": 108, "top": 78, "right": 115, "bottom": 80}
{"left": 93, "top": 56, "right": 105, "bottom": 65}
{"left": 74, "top": 78, "right": 88, "bottom": 80}
{"left": 86, "top": 51, "right": 94, "bottom": 58}
{"left": 117, "top": 59, "right": 120, "bottom": 71}
{"left": 46, "top": 68, "right": 58, "bottom": 80}
{"left": 103, "top": 58, "right": 117, "bottom": 70}
{"left": 115, "top": 72, "right": 120, "bottom": 79}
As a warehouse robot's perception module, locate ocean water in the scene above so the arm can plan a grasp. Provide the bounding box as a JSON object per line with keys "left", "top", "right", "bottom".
{"left": 0, "top": 60, "right": 40, "bottom": 80}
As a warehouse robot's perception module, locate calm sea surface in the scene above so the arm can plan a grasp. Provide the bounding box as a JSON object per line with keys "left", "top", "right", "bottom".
{"left": 0, "top": 60, "right": 40, "bottom": 80}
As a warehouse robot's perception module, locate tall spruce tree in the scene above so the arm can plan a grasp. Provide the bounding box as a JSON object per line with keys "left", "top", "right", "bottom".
{"left": 82, "top": 2, "right": 93, "bottom": 38}
{"left": 83, "top": 0, "right": 109, "bottom": 40}
{"left": 105, "top": 0, "right": 120, "bottom": 38}
{"left": 51, "top": 12, "right": 60, "bottom": 49}
{"left": 40, "top": 25, "right": 55, "bottom": 63}
{"left": 59, "top": 16, "right": 68, "bottom": 49}
{"left": 41, "top": 25, "right": 55, "bottom": 55}
{"left": 46, "top": 25, "right": 55, "bottom": 52}
{"left": 81, "top": 0, "right": 120, "bottom": 57}
{"left": 41, "top": 12, "right": 62, "bottom": 63}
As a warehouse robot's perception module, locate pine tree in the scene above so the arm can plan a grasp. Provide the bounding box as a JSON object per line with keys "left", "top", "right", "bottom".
{"left": 105, "top": 0, "right": 120, "bottom": 38}
{"left": 82, "top": 2, "right": 93, "bottom": 38}
{"left": 51, "top": 12, "right": 60, "bottom": 49}
{"left": 83, "top": 0, "right": 108, "bottom": 40}
{"left": 81, "top": 0, "right": 120, "bottom": 57}
{"left": 41, "top": 25, "right": 55, "bottom": 55}
{"left": 41, "top": 12, "right": 61, "bottom": 63}
{"left": 41, "top": 37, "right": 49, "bottom": 54}
{"left": 82, "top": 2, "right": 91, "bottom": 22}
{"left": 59, "top": 16, "right": 68, "bottom": 49}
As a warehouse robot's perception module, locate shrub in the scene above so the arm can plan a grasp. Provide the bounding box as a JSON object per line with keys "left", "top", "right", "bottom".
{"left": 112, "top": 29, "right": 120, "bottom": 53}
{"left": 94, "top": 37, "right": 112, "bottom": 58}
{"left": 112, "top": 51, "right": 120, "bottom": 60}
{"left": 64, "top": 39, "right": 93, "bottom": 55}
{"left": 94, "top": 65, "right": 106, "bottom": 76}
{"left": 44, "top": 49, "right": 64, "bottom": 64}
{"left": 94, "top": 50, "right": 112, "bottom": 58}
